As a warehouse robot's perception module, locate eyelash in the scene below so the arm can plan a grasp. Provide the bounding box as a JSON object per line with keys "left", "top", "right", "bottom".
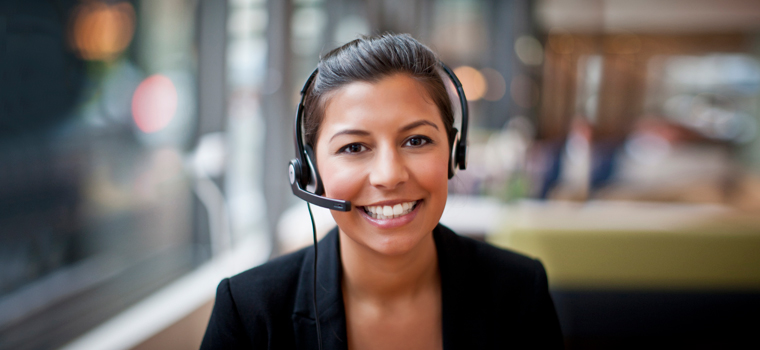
{"left": 337, "top": 136, "right": 433, "bottom": 155}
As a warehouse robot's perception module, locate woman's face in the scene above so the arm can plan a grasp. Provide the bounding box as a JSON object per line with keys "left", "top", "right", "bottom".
{"left": 315, "top": 73, "right": 450, "bottom": 256}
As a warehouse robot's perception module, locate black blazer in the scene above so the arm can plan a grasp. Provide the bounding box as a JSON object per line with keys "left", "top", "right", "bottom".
{"left": 201, "top": 224, "right": 563, "bottom": 349}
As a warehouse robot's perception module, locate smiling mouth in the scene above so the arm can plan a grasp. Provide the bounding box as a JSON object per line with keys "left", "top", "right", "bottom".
{"left": 361, "top": 200, "right": 419, "bottom": 220}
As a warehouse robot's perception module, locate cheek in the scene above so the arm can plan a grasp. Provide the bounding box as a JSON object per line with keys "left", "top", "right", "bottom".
{"left": 418, "top": 153, "right": 450, "bottom": 199}
{"left": 319, "top": 158, "right": 364, "bottom": 199}
{"left": 420, "top": 157, "right": 448, "bottom": 187}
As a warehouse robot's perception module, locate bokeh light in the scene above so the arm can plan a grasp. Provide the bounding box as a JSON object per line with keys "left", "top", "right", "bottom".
{"left": 454, "top": 66, "right": 487, "bottom": 101}
{"left": 131, "top": 75, "right": 178, "bottom": 133}
{"left": 481, "top": 68, "right": 507, "bottom": 101}
{"left": 69, "top": 1, "right": 136, "bottom": 61}
{"left": 514, "top": 35, "right": 544, "bottom": 66}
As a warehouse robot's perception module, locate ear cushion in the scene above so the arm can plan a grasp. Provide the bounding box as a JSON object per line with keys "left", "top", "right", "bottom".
{"left": 449, "top": 129, "right": 460, "bottom": 179}
{"left": 304, "top": 144, "right": 325, "bottom": 195}
{"left": 457, "top": 142, "right": 468, "bottom": 171}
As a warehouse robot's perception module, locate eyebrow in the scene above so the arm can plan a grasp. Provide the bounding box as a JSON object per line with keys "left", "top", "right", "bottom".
{"left": 329, "top": 129, "right": 370, "bottom": 142}
{"left": 328, "top": 120, "right": 439, "bottom": 142}
{"left": 399, "top": 120, "right": 439, "bottom": 132}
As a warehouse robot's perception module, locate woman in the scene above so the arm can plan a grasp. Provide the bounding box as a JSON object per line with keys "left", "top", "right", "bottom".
{"left": 201, "top": 33, "right": 563, "bottom": 349}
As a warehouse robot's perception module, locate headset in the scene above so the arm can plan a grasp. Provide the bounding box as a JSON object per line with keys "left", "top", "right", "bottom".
{"left": 288, "top": 63, "right": 469, "bottom": 212}
{"left": 287, "top": 62, "right": 469, "bottom": 350}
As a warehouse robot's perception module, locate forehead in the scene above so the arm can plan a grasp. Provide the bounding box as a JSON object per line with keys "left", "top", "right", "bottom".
{"left": 318, "top": 74, "right": 443, "bottom": 140}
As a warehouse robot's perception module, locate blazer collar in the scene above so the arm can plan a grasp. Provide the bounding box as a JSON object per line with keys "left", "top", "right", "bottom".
{"left": 292, "top": 227, "right": 348, "bottom": 350}
{"left": 433, "top": 224, "right": 473, "bottom": 349}
{"left": 291, "top": 224, "right": 469, "bottom": 350}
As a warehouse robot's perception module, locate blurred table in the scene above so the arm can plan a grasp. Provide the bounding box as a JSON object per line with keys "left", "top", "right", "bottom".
{"left": 487, "top": 200, "right": 760, "bottom": 290}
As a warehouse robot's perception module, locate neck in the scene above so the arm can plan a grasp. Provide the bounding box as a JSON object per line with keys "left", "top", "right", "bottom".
{"left": 339, "top": 229, "right": 440, "bottom": 302}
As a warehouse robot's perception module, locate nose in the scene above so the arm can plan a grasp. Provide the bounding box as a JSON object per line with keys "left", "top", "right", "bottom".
{"left": 368, "top": 145, "right": 408, "bottom": 190}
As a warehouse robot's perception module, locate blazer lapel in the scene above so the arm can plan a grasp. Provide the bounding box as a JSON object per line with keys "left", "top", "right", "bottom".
{"left": 434, "top": 224, "right": 477, "bottom": 349}
{"left": 292, "top": 227, "right": 349, "bottom": 350}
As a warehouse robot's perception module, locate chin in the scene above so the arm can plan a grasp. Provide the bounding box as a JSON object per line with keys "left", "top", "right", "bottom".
{"left": 368, "top": 230, "right": 430, "bottom": 256}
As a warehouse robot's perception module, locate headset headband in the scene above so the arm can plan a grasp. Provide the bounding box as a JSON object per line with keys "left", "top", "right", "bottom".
{"left": 440, "top": 63, "right": 469, "bottom": 172}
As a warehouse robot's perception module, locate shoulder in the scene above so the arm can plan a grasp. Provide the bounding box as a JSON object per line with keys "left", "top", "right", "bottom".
{"left": 230, "top": 247, "right": 309, "bottom": 290}
{"left": 226, "top": 246, "right": 310, "bottom": 312}
{"left": 201, "top": 247, "right": 310, "bottom": 349}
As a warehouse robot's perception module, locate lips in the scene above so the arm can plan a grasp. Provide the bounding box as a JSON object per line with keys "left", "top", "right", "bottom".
{"left": 357, "top": 200, "right": 422, "bottom": 229}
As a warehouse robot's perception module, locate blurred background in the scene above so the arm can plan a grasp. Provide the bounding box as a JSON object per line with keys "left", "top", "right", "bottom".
{"left": 2, "top": 0, "right": 760, "bottom": 349}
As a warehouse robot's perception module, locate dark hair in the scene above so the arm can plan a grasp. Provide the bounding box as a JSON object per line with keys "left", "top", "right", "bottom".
{"left": 303, "top": 33, "right": 455, "bottom": 148}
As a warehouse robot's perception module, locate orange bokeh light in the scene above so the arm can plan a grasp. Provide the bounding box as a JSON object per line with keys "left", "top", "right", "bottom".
{"left": 453, "top": 66, "right": 487, "bottom": 101}
{"left": 70, "top": 1, "right": 136, "bottom": 61}
{"left": 132, "top": 75, "right": 178, "bottom": 133}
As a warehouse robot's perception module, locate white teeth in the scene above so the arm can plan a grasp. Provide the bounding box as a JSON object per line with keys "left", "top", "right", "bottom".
{"left": 363, "top": 201, "right": 417, "bottom": 219}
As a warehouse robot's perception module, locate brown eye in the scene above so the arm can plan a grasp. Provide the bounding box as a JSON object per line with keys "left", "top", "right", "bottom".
{"left": 404, "top": 136, "right": 431, "bottom": 147}
{"left": 339, "top": 143, "right": 367, "bottom": 154}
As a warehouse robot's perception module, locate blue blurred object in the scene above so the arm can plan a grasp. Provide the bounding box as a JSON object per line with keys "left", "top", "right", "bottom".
{"left": 539, "top": 140, "right": 564, "bottom": 199}
{"left": 590, "top": 140, "right": 619, "bottom": 192}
